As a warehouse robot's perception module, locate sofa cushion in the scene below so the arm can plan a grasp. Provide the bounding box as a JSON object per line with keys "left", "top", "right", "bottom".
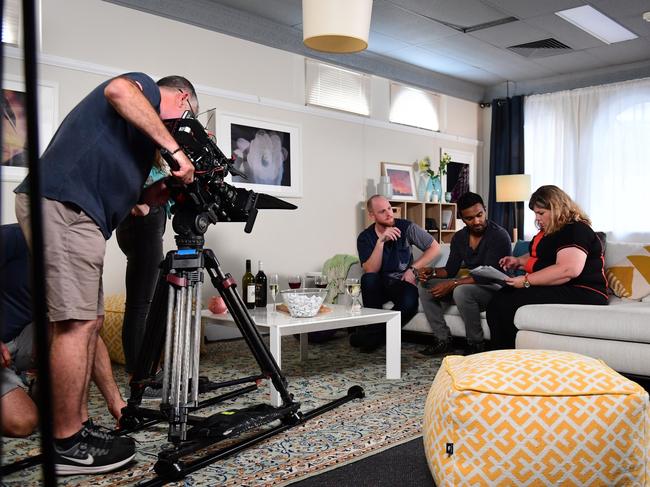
{"left": 515, "top": 302, "right": 650, "bottom": 343}
{"left": 605, "top": 244, "right": 650, "bottom": 300}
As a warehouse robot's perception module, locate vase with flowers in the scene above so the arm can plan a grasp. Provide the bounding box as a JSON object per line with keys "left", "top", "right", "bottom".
{"left": 417, "top": 152, "right": 451, "bottom": 202}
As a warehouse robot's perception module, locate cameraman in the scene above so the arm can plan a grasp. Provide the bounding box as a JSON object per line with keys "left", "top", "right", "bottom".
{"left": 13, "top": 73, "right": 198, "bottom": 475}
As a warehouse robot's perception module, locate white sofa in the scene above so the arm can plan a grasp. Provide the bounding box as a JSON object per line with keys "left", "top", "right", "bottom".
{"left": 399, "top": 241, "right": 650, "bottom": 378}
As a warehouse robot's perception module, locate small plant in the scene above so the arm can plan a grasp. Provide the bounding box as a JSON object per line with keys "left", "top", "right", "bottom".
{"left": 416, "top": 152, "right": 451, "bottom": 180}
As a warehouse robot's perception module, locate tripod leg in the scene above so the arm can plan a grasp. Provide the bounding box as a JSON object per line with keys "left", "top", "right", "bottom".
{"left": 191, "top": 280, "right": 203, "bottom": 404}
{"left": 202, "top": 249, "right": 295, "bottom": 406}
{"left": 161, "top": 285, "right": 175, "bottom": 401}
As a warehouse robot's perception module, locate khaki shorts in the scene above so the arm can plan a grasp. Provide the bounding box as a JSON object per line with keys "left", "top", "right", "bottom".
{"left": 15, "top": 194, "right": 105, "bottom": 321}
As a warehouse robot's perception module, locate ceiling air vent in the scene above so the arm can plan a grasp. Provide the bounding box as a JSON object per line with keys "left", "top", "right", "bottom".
{"left": 507, "top": 38, "right": 572, "bottom": 58}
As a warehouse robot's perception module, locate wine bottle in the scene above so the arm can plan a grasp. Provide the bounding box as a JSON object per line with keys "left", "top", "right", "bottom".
{"left": 255, "top": 260, "right": 267, "bottom": 307}
{"left": 242, "top": 259, "right": 255, "bottom": 309}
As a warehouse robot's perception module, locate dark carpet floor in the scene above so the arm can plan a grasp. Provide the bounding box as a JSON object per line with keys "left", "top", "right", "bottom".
{"left": 289, "top": 436, "right": 434, "bottom": 487}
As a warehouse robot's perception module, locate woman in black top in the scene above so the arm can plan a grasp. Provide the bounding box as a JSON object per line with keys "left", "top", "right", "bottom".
{"left": 487, "top": 185, "right": 608, "bottom": 349}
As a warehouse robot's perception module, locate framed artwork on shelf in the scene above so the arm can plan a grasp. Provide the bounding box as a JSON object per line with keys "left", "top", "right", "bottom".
{"left": 440, "top": 148, "right": 475, "bottom": 203}
{"left": 1, "top": 75, "right": 58, "bottom": 182}
{"left": 218, "top": 113, "right": 302, "bottom": 198}
{"left": 381, "top": 162, "right": 416, "bottom": 201}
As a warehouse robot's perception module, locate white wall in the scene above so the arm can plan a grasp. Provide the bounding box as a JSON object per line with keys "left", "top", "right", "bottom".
{"left": 2, "top": 0, "right": 483, "bottom": 301}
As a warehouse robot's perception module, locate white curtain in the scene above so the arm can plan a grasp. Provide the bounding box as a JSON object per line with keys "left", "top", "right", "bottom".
{"left": 524, "top": 77, "right": 650, "bottom": 241}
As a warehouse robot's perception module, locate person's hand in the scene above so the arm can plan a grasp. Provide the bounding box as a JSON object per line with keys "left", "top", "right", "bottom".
{"left": 379, "top": 227, "right": 401, "bottom": 243}
{"left": 402, "top": 267, "right": 417, "bottom": 285}
{"left": 131, "top": 203, "right": 150, "bottom": 217}
{"left": 0, "top": 342, "right": 11, "bottom": 368}
{"left": 499, "top": 256, "right": 520, "bottom": 272}
{"left": 505, "top": 275, "right": 526, "bottom": 288}
{"left": 429, "top": 281, "right": 456, "bottom": 299}
{"left": 140, "top": 180, "right": 169, "bottom": 207}
{"left": 171, "top": 151, "right": 195, "bottom": 184}
{"left": 417, "top": 267, "right": 432, "bottom": 282}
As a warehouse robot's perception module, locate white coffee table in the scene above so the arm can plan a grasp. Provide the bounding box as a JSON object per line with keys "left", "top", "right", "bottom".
{"left": 201, "top": 304, "right": 401, "bottom": 406}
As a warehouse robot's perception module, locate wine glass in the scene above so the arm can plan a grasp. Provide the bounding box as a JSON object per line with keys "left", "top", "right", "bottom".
{"left": 269, "top": 274, "right": 279, "bottom": 313}
{"left": 345, "top": 278, "right": 361, "bottom": 313}
{"left": 288, "top": 275, "right": 302, "bottom": 289}
{"left": 314, "top": 275, "right": 328, "bottom": 289}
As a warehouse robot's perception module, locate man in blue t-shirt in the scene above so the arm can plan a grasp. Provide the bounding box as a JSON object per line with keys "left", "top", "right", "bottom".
{"left": 355, "top": 195, "right": 440, "bottom": 352}
{"left": 12, "top": 73, "right": 198, "bottom": 474}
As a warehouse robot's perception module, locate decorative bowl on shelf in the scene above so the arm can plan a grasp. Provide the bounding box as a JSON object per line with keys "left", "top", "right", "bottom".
{"left": 280, "top": 288, "right": 328, "bottom": 318}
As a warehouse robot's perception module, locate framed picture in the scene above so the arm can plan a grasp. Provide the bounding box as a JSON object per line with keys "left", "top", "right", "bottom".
{"left": 441, "top": 148, "right": 475, "bottom": 202}
{"left": 218, "top": 113, "right": 302, "bottom": 198}
{"left": 381, "top": 162, "right": 416, "bottom": 201}
{"left": 1, "top": 75, "right": 58, "bottom": 182}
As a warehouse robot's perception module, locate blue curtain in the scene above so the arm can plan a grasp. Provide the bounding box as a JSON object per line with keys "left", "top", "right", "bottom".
{"left": 488, "top": 96, "right": 525, "bottom": 239}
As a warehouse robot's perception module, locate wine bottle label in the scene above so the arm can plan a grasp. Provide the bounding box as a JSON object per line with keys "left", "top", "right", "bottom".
{"left": 247, "top": 285, "right": 256, "bottom": 302}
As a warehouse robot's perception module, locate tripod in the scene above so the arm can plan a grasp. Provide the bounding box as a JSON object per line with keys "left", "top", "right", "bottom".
{"left": 119, "top": 231, "right": 363, "bottom": 481}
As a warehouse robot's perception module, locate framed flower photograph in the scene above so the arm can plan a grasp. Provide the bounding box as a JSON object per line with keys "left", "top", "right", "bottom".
{"left": 1, "top": 75, "right": 58, "bottom": 182}
{"left": 381, "top": 162, "right": 416, "bottom": 201}
{"left": 218, "top": 113, "right": 302, "bottom": 198}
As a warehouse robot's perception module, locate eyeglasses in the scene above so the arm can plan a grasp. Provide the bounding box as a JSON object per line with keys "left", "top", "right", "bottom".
{"left": 177, "top": 88, "right": 196, "bottom": 117}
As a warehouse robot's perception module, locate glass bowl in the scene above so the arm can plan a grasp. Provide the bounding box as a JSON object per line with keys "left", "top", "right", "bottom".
{"left": 280, "top": 288, "right": 328, "bottom": 318}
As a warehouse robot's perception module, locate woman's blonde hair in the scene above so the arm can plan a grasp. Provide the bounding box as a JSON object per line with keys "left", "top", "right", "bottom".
{"left": 528, "top": 185, "right": 591, "bottom": 234}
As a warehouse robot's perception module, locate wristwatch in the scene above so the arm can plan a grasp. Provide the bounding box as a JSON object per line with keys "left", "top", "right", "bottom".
{"left": 410, "top": 265, "right": 418, "bottom": 274}
{"left": 523, "top": 274, "right": 531, "bottom": 288}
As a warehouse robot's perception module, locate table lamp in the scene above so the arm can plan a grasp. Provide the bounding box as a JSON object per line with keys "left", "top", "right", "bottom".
{"left": 303, "top": 0, "right": 373, "bottom": 53}
{"left": 496, "top": 174, "right": 531, "bottom": 242}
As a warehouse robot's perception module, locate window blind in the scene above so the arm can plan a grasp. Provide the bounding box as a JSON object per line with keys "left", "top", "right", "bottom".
{"left": 305, "top": 59, "right": 370, "bottom": 116}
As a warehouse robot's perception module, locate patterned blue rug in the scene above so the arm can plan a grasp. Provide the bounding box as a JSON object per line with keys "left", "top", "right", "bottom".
{"left": 1, "top": 335, "right": 442, "bottom": 486}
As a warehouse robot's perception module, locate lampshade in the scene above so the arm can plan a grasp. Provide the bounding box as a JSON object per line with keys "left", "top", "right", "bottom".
{"left": 302, "top": 0, "right": 372, "bottom": 53}
{"left": 496, "top": 174, "right": 531, "bottom": 202}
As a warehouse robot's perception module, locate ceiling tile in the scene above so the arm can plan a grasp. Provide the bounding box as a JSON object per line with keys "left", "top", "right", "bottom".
{"left": 589, "top": 0, "right": 650, "bottom": 18}
{"left": 469, "top": 19, "right": 552, "bottom": 47}
{"left": 387, "top": 0, "right": 508, "bottom": 26}
{"left": 587, "top": 37, "right": 650, "bottom": 65}
{"left": 367, "top": 31, "right": 411, "bottom": 55}
{"left": 449, "top": 66, "right": 505, "bottom": 85}
{"left": 481, "top": 0, "right": 585, "bottom": 18}
{"left": 389, "top": 46, "right": 471, "bottom": 74}
{"left": 371, "top": 2, "right": 458, "bottom": 44}
{"left": 210, "top": 0, "right": 303, "bottom": 26}
{"left": 522, "top": 14, "right": 605, "bottom": 50}
{"left": 530, "top": 50, "right": 608, "bottom": 74}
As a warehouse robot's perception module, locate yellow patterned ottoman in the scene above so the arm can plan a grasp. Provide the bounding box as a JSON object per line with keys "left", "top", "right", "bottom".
{"left": 423, "top": 350, "right": 650, "bottom": 486}
{"left": 100, "top": 294, "right": 127, "bottom": 365}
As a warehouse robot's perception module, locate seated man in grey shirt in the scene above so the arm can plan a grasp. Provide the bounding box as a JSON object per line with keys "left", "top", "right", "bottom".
{"left": 417, "top": 192, "right": 511, "bottom": 356}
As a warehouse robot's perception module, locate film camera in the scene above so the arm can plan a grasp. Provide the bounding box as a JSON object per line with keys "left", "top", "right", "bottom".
{"left": 160, "top": 113, "right": 295, "bottom": 246}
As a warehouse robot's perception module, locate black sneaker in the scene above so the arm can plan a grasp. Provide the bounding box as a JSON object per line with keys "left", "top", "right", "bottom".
{"left": 419, "top": 337, "right": 453, "bottom": 357}
{"left": 84, "top": 419, "right": 135, "bottom": 449}
{"left": 54, "top": 424, "right": 135, "bottom": 475}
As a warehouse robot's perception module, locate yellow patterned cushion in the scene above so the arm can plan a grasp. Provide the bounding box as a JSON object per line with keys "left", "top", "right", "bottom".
{"left": 100, "top": 294, "right": 126, "bottom": 365}
{"left": 606, "top": 245, "right": 650, "bottom": 300}
{"left": 423, "top": 350, "right": 650, "bottom": 486}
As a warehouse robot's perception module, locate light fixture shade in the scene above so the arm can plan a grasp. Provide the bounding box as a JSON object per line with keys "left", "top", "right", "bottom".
{"left": 496, "top": 174, "right": 531, "bottom": 202}
{"left": 303, "top": 0, "right": 372, "bottom": 53}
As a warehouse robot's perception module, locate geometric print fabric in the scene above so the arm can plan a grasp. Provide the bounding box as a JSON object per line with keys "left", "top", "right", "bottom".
{"left": 423, "top": 350, "right": 650, "bottom": 486}
{"left": 100, "top": 293, "right": 127, "bottom": 365}
{"left": 606, "top": 244, "right": 650, "bottom": 300}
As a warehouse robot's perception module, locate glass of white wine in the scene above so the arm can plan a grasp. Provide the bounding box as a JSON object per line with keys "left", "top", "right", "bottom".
{"left": 345, "top": 278, "right": 362, "bottom": 313}
{"left": 269, "top": 274, "right": 279, "bottom": 314}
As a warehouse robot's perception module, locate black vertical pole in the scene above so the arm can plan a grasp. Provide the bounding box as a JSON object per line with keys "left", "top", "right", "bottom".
{"left": 0, "top": 0, "right": 4, "bottom": 472}
{"left": 22, "top": 0, "right": 57, "bottom": 483}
